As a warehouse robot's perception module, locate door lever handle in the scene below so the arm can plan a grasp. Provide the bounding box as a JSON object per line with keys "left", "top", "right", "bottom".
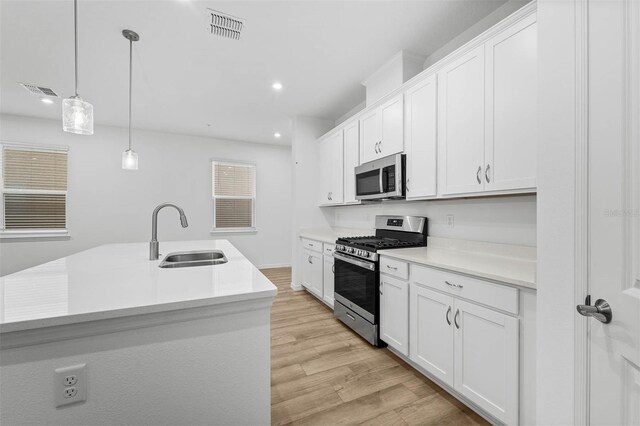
{"left": 577, "top": 298, "right": 612, "bottom": 324}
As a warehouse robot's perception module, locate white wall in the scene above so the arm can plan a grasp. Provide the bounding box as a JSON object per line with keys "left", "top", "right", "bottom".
{"left": 0, "top": 114, "right": 292, "bottom": 276}
{"left": 536, "top": 0, "right": 580, "bottom": 423}
{"left": 423, "top": 0, "right": 533, "bottom": 68}
{"left": 328, "top": 195, "right": 537, "bottom": 247}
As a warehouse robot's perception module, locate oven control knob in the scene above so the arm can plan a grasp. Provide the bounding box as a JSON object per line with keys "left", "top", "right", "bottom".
{"left": 348, "top": 247, "right": 355, "bottom": 254}
{"left": 363, "top": 252, "right": 370, "bottom": 258}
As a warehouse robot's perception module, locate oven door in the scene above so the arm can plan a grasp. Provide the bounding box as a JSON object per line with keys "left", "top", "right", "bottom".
{"left": 333, "top": 252, "right": 378, "bottom": 324}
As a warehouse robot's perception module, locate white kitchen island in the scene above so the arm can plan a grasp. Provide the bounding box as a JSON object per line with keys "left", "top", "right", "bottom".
{"left": 0, "top": 240, "right": 277, "bottom": 425}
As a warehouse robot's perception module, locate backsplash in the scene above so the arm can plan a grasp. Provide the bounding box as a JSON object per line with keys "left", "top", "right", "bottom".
{"left": 327, "top": 195, "right": 537, "bottom": 247}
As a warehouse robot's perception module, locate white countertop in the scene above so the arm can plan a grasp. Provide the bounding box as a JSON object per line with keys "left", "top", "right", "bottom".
{"left": 378, "top": 237, "right": 536, "bottom": 290}
{"left": 0, "top": 240, "right": 277, "bottom": 334}
{"left": 299, "top": 227, "right": 372, "bottom": 244}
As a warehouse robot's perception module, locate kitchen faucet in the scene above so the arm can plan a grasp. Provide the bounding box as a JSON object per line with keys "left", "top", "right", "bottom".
{"left": 150, "top": 203, "right": 189, "bottom": 260}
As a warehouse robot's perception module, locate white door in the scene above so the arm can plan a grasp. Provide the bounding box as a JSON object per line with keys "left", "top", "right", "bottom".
{"left": 379, "top": 94, "right": 404, "bottom": 157}
{"left": 343, "top": 121, "right": 359, "bottom": 204}
{"left": 484, "top": 14, "right": 537, "bottom": 192}
{"left": 317, "top": 136, "right": 333, "bottom": 205}
{"left": 359, "top": 108, "right": 380, "bottom": 164}
{"left": 582, "top": 2, "right": 640, "bottom": 424}
{"left": 380, "top": 275, "right": 409, "bottom": 355}
{"left": 438, "top": 45, "right": 486, "bottom": 195}
{"left": 405, "top": 74, "right": 437, "bottom": 199}
{"left": 453, "top": 299, "right": 519, "bottom": 425}
{"left": 409, "top": 283, "right": 454, "bottom": 387}
{"left": 301, "top": 249, "right": 323, "bottom": 298}
{"left": 322, "top": 255, "right": 334, "bottom": 308}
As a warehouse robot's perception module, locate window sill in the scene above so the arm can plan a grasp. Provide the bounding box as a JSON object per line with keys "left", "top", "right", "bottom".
{"left": 210, "top": 228, "right": 257, "bottom": 235}
{"left": 0, "top": 230, "right": 70, "bottom": 242}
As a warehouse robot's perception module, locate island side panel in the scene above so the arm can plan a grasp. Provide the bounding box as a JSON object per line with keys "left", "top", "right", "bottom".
{"left": 0, "top": 305, "right": 271, "bottom": 425}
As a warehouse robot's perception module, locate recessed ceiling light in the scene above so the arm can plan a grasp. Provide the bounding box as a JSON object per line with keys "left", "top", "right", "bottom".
{"left": 274, "top": 132, "right": 281, "bottom": 138}
{"left": 272, "top": 82, "right": 283, "bottom": 91}
{"left": 41, "top": 98, "right": 54, "bottom": 104}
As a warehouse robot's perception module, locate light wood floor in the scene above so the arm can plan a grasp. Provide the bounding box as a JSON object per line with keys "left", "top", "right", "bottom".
{"left": 261, "top": 267, "right": 488, "bottom": 426}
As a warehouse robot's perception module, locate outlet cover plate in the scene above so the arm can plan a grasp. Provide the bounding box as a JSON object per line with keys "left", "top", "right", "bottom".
{"left": 55, "top": 364, "right": 86, "bottom": 407}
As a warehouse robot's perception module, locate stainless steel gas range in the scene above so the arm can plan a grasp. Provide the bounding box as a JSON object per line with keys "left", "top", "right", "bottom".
{"left": 333, "top": 215, "right": 428, "bottom": 346}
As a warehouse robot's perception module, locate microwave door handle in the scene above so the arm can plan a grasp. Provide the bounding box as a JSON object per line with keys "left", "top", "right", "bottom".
{"left": 379, "top": 169, "right": 383, "bottom": 194}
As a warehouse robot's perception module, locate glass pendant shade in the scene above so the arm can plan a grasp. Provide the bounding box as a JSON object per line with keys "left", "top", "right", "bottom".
{"left": 62, "top": 96, "right": 94, "bottom": 135}
{"left": 122, "top": 149, "right": 138, "bottom": 170}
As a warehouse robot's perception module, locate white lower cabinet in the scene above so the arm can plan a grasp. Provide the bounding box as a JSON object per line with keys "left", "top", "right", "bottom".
{"left": 322, "top": 247, "right": 335, "bottom": 308}
{"left": 410, "top": 284, "right": 454, "bottom": 387}
{"left": 380, "top": 274, "right": 409, "bottom": 356}
{"left": 453, "top": 299, "right": 519, "bottom": 425}
{"left": 408, "top": 267, "right": 520, "bottom": 425}
{"left": 300, "top": 248, "right": 323, "bottom": 298}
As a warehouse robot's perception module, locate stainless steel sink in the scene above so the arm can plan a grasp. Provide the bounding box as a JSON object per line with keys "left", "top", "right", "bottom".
{"left": 159, "top": 250, "right": 228, "bottom": 268}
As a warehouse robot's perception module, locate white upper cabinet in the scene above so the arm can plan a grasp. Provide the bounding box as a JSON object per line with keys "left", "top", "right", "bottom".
{"left": 360, "top": 93, "right": 404, "bottom": 164}
{"left": 318, "top": 130, "right": 344, "bottom": 206}
{"left": 343, "top": 121, "right": 360, "bottom": 204}
{"left": 484, "top": 15, "right": 537, "bottom": 191}
{"left": 404, "top": 74, "right": 438, "bottom": 199}
{"left": 438, "top": 45, "right": 486, "bottom": 196}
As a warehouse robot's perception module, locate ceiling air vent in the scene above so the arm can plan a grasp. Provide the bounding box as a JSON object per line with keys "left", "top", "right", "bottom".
{"left": 208, "top": 9, "right": 244, "bottom": 40}
{"left": 19, "top": 83, "right": 59, "bottom": 98}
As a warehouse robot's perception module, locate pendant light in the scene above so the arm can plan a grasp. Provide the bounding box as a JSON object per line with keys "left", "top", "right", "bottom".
{"left": 62, "top": 0, "right": 93, "bottom": 135}
{"left": 122, "top": 29, "right": 140, "bottom": 170}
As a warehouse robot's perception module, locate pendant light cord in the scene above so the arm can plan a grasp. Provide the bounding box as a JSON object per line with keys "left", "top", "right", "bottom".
{"left": 128, "top": 37, "right": 132, "bottom": 151}
{"left": 74, "top": 0, "right": 79, "bottom": 97}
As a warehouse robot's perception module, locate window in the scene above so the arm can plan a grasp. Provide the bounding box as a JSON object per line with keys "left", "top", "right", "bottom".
{"left": 211, "top": 160, "right": 256, "bottom": 232}
{"left": 0, "top": 144, "right": 69, "bottom": 239}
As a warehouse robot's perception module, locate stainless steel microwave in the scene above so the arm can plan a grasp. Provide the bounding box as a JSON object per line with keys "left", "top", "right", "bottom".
{"left": 355, "top": 154, "right": 405, "bottom": 201}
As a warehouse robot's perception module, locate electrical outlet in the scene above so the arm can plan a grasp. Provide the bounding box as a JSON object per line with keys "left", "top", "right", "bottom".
{"left": 55, "top": 364, "right": 86, "bottom": 407}
{"left": 446, "top": 214, "right": 455, "bottom": 228}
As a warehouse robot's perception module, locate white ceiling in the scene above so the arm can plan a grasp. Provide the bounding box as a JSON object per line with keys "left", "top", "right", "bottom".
{"left": 1, "top": 0, "right": 506, "bottom": 146}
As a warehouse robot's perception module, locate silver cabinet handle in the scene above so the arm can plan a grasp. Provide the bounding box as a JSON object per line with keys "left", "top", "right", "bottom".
{"left": 386, "top": 265, "right": 398, "bottom": 270}
{"left": 332, "top": 264, "right": 335, "bottom": 274}
{"left": 445, "top": 280, "right": 463, "bottom": 289}
{"left": 454, "top": 309, "right": 460, "bottom": 329}
{"left": 309, "top": 243, "right": 314, "bottom": 247}
{"left": 577, "top": 298, "right": 612, "bottom": 324}
{"left": 406, "top": 178, "right": 409, "bottom": 192}
{"left": 379, "top": 282, "right": 383, "bottom": 295}
{"left": 379, "top": 141, "right": 382, "bottom": 153}
{"left": 308, "top": 256, "right": 312, "bottom": 264}
{"left": 485, "top": 164, "right": 491, "bottom": 183}
{"left": 476, "top": 166, "right": 482, "bottom": 184}
{"left": 446, "top": 306, "right": 452, "bottom": 326}
{"left": 346, "top": 312, "right": 356, "bottom": 321}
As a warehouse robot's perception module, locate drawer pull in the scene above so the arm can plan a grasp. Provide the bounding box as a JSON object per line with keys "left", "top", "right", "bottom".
{"left": 446, "top": 306, "right": 452, "bottom": 326}
{"left": 454, "top": 309, "right": 461, "bottom": 329}
{"left": 386, "top": 265, "right": 398, "bottom": 270}
{"left": 346, "top": 313, "right": 356, "bottom": 321}
{"left": 445, "top": 280, "right": 463, "bottom": 289}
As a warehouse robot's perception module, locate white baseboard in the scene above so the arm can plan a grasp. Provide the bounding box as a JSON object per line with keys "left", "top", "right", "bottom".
{"left": 290, "top": 282, "right": 304, "bottom": 291}
{"left": 256, "top": 263, "right": 291, "bottom": 269}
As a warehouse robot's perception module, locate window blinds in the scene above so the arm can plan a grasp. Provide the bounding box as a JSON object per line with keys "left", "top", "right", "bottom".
{"left": 212, "top": 161, "right": 255, "bottom": 229}
{"left": 1, "top": 145, "right": 68, "bottom": 231}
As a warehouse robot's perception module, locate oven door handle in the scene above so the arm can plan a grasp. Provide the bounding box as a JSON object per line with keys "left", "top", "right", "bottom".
{"left": 333, "top": 252, "right": 376, "bottom": 271}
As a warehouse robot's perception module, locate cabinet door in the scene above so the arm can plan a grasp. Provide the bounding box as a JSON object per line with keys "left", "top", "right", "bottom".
{"left": 359, "top": 108, "right": 380, "bottom": 164}
{"left": 485, "top": 15, "right": 537, "bottom": 192}
{"left": 343, "top": 121, "right": 360, "bottom": 204}
{"left": 379, "top": 93, "right": 404, "bottom": 157}
{"left": 438, "top": 45, "right": 486, "bottom": 195}
{"left": 380, "top": 275, "right": 409, "bottom": 356}
{"left": 317, "top": 131, "right": 343, "bottom": 205}
{"left": 410, "top": 283, "right": 454, "bottom": 387}
{"left": 322, "top": 255, "right": 335, "bottom": 308}
{"left": 301, "top": 249, "right": 323, "bottom": 299}
{"left": 453, "top": 299, "right": 519, "bottom": 425}
{"left": 405, "top": 75, "right": 437, "bottom": 199}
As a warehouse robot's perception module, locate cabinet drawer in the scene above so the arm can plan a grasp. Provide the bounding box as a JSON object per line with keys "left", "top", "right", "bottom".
{"left": 323, "top": 243, "right": 335, "bottom": 256}
{"left": 411, "top": 265, "right": 518, "bottom": 315}
{"left": 380, "top": 257, "right": 409, "bottom": 280}
{"left": 301, "top": 238, "right": 322, "bottom": 253}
